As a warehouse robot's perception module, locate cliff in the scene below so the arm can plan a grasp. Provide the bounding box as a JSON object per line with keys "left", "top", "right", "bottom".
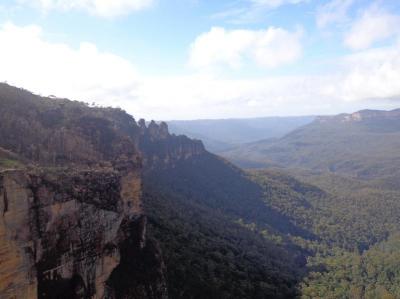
{"left": 0, "top": 168, "right": 166, "bottom": 299}
{"left": 0, "top": 84, "right": 168, "bottom": 299}
{"left": 138, "top": 119, "right": 206, "bottom": 169}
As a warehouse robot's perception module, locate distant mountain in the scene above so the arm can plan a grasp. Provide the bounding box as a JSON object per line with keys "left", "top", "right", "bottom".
{"left": 222, "top": 109, "right": 400, "bottom": 179}
{"left": 167, "top": 116, "right": 315, "bottom": 152}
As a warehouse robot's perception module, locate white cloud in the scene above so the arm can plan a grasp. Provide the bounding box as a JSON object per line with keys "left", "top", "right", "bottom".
{"left": 0, "top": 22, "right": 140, "bottom": 106}
{"left": 188, "top": 26, "right": 303, "bottom": 70}
{"left": 344, "top": 5, "right": 400, "bottom": 50}
{"left": 136, "top": 75, "right": 333, "bottom": 119}
{"left": 138, "top": 42, "right": 400, "bottom": 119}
{"left": 340, "top": 44, "right": 400, "bottom": 100}
{"left": 17, "top": 0, "right": 153, "bottom": 17}
{"left": 316, "top": 0, "right": 354, "bottom": 28}
{"left": 0, "top": 22, "right": 400, "bottom": 121}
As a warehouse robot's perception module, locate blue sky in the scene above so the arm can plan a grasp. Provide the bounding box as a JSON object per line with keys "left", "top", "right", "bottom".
{"left": 0, "top": 0, "right": 399, "bottom": 120}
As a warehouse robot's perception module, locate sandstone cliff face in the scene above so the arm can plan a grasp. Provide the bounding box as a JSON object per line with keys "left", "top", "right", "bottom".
{"left": 138, "top": 119, "right": 206, "bottom": 169}
{"left": 0, "top": 84, "right": 168, "bottom": 299}
{"left": 0, "top": 168, "right": 167, "bottom": 299}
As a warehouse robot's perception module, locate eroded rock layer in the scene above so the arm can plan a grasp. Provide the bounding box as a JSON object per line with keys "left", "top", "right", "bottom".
{"left": 0, "top": 167, "right": 166, "bottom": 299}
{"left": 0, "top": 83, "right": 168, "bottom": 299}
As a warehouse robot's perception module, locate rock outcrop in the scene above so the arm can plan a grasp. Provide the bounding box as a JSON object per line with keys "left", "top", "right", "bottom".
{"left": 0, "top": 168, "right": 166, "bottom": 299}
{"left": 138, "top": 119, "right": 206, "bottom": 169}
{"left": 0, "top": 83, "right": 168, "bottom": 299}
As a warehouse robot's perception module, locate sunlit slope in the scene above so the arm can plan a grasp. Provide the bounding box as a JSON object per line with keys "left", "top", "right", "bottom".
{"left": 222, "top": 109, "right": 400, "bottom": 179}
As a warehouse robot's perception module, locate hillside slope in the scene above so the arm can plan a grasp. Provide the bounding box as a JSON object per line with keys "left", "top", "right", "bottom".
{"left": 222, "top": 109, "right": 400, "bottom": 179}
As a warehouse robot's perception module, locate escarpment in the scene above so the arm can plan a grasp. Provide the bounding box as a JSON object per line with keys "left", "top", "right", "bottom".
{"left": 138, "top": 119, "right": 206, "bottom": 169}
{"left": 0, "top": 83, "right": 167, "bottom": 299}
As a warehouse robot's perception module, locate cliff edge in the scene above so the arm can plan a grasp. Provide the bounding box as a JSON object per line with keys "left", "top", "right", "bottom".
{"left": 0, "top": 83, "right": 168, "bottom": 299}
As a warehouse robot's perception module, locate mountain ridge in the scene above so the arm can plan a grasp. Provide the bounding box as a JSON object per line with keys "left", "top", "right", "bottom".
{"left": 221, "top": 107, "right": 400, "bottom": 179}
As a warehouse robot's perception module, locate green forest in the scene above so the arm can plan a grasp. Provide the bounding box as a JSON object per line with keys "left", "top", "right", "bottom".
{"left": 252, "top": 169, "right": 400, "bottom": 298}
{"left": 141, "top": 148, "right": 400, "bottom": 299}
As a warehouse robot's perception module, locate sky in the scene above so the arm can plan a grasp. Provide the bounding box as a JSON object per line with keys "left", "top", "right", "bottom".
{"left": 0, "top": 0, "right": 399, "bottom": 120}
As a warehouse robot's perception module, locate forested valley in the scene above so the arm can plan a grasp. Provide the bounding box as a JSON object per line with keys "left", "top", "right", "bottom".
{"left": 1, "top": 84, "right": 400, "bottom": 299}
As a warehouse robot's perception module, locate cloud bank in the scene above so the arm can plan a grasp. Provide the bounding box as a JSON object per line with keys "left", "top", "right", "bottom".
{"left": 0, "top": 22, "right": 140, "bottom": 106}
{"left": 0, "top": 22, "right": 400, "bottom": 120}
